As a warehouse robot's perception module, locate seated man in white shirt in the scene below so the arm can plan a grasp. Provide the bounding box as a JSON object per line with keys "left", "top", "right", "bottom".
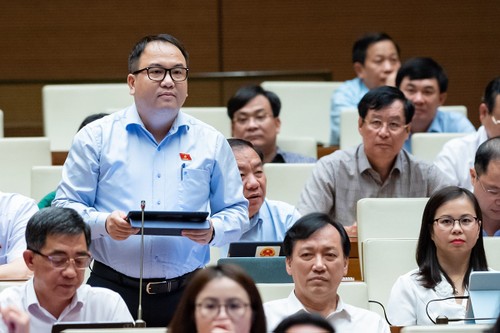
{"left": 0, "top": 207, "right": 133, "bottom": 333}
{"left": 0, "top": 191, "right": 38, "bottom": 279}
{"left": 227, "top": 138, "right": 301, "bottom": 242}
{"left": 435, "top": 77, "right": 500, "bottom": 190}
{"left": 263, "top": 212, "right": 389, "bottom": 333}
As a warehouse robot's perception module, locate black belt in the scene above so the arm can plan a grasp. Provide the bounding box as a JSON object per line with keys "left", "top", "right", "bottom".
{"left": 92, "top": 261, "right": 198, "bottom": 295}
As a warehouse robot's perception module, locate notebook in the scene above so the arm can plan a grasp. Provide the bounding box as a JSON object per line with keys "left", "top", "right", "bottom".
{"left": 228, "top": 241, "right": 284, "bottom": 257}
{"left": 127, "top": 211, "right": 210, "bottom": 236}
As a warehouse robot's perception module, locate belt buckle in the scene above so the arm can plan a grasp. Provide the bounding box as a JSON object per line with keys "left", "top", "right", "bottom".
{"left": 146, "top": 281, "right": 171, "bottom": 294}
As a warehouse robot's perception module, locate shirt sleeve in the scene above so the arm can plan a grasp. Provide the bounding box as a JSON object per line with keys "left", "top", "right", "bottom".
{"left": 330, "top": 85, "right": 358, "bottom": 146}
{"left": 433, "top": 140, "right": 463, "bottom": 187}
{"left": 386, "top": 274, "right": 418, "bottom": 326}
{"left": 53, "top": 126, "right": 110, "bottom": 238}
{"left": 297, "top": 158, "right": 336, "bottom": 217}
{"left": 6, "top": 196, "right": 38, "bottom": 263}
{"left": 426, "top": 163, "right": 457, "bottom": 195}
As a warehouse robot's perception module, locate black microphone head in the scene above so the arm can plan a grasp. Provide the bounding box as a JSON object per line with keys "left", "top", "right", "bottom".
{"left": 435, "top": 316, "right": 449, "bottom": 325}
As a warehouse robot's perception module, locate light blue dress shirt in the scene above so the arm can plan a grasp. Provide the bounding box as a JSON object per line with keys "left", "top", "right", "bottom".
{"left": 241, "top": 198, "right": 300, "bottom": 241}
{"left": 220, "top": 198, "right": 301, "bottom": 256}
{"left": 330, "top": 77, "right": 369, "bottom": 146}
{"left": 403, "top": 110, "right": 476, "bottom": 152}
{"left": 53, "top": 105, "right": 248, "bottom": 279}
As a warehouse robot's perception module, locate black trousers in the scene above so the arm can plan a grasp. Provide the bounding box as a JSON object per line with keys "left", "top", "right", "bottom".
{"left": 87, "top": 262, "right": 188, "bottom": 328}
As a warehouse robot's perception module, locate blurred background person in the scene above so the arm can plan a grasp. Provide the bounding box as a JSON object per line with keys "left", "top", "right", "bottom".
{"left": 169, "top": 264, "right": 266, "bottom": 333}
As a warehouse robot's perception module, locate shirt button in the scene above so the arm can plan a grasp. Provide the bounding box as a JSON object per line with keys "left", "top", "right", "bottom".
{"left": 157, "top": 201, "right": 161, "bottom": 205}
{"left": 157, "top": 173, "right": 161, "bottom": 178}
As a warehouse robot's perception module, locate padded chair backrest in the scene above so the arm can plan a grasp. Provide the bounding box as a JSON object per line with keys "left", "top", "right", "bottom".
{"left": 340, "top": 109, "right": 361, "bottom": 150}
{"left": 363, "top": 238, "right": 418, "bottom": 317}
{"left": 181, "top": 107, "right": 231, "bottom": 137}
{"left": 439, "top": 105, "right": 468, "bottom": 118}
{"left": 264, "top": 163, "right": 315, "bottom": 206}
{"left": 257, "top": 281, "right": 369, "bottom": 309}
{"left": 276, "top": 135, "right": 317, "bottom": 159}
{"left": 0, "top": 109, "right": 4, "bottom": 137}
{"left": 484, "top": 237, "right": 500, "bottom": 271}
{"left": 42, "top": 84, "right": 133, "bottom": 151}
{"left": 261, "top": 81, "right": 343, "bottom": 146}
{"left": 401, "top": 324, "right": 492, "bottom": 333}
{"left": 357, "top": 197, "right": 428, "bottom": 278}
{"left": 0, "top": 137, "right": 51, "bottom": 196}
{"left": 217, "top": 257, "right": 292, "bottom": 283}
{"left": 411, "top": 132, "right": 468, "bottom": 163}
{"left": 30, "top": 165, "right": 64, "bottom": 202}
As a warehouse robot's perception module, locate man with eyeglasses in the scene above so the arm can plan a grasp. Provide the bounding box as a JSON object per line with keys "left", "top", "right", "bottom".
{"left": 0, "top": 207, "right": 133, "bottom": 333}
{"left": 435, "top": 77, "right": 500, "bottom": 191}
{"left": 470, "top": 137, "right": 500, "bottom": 236}
{"left": 227, "top": 84, "right": 316, "bottom": 164}
{"left": 298, "top": 86, "right": 451, "bottom": 236}
{"left": 53, "top": 34, "right": 247, "bottom": 327}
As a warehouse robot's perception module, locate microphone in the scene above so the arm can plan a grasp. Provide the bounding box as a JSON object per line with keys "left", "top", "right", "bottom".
{"left": 135, "top": 200, "right": 147, "bottom": 328}
{"left": 426, "top": 295, "right": 496, "bottom": 324}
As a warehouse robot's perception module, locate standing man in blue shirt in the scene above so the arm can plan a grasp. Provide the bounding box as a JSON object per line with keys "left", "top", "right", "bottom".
{"left": 330, "top": 32, "right": 401, "bottom": 146}
{"left": 396, "top": 57, "right": 476, "bottom": 152}
{"left": 53, "top": 34, "right": 248, "bottom": 327}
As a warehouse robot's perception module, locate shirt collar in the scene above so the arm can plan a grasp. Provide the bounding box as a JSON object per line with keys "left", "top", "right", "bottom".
{"left": 357, "top": 144, "right": 403, "bottom": 174}
{"left": 124, "top": 104, "right": 190, "bottom": 136}
{"left": 288, "top": 290, "right": 352, "bottom": 321}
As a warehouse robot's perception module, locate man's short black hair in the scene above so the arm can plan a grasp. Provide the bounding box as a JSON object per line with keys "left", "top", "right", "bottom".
{"left": 482, "top": 77, "right": 500, "bottom": 114}
{"left": 474, "top": 137, "right": 500, "bottom": 177}
{"left": 283, "top": 212, "right": 350, "bottom": 258}
{"left": 227, "top": 138, "right": 264, "bottom": 162}
{"left": 396, "top": 57, "right": 448, "bottom": 93}
{"left": 352, "top": 32, "right": 400, "bottom": 64}
{"left": 26, "top": 207, "right": 91, "bottom": 252}
{"left": 227, "top": 85, "right": 281, "bottom": 120}
{"left": 358, "top": 85, "right": 415, "bottom": 124}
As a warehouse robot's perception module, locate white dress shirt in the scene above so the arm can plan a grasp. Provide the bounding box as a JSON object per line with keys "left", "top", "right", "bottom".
{"left": 0, "top": 278, "right": 133, "bottom": 333}
{"left": 263, "top": 290, "right": 390, "bottom": 333}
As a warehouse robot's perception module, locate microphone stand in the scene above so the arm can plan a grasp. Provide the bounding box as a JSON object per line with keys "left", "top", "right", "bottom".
{"left": 135, "top": 200, "right": 147, "bottom": 327}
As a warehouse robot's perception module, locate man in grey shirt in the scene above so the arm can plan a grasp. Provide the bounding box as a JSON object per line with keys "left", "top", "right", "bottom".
{"left": 298, "top": 86, "right": 451, "bottom": 236}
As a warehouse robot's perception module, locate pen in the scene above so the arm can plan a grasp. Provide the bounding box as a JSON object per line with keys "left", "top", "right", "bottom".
{"left": 180, "top": 163, "right": 186, "bottom": 181}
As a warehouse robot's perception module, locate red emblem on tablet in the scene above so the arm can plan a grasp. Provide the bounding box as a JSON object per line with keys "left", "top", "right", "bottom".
{"left": 179, "top": 153, "right": 192, "bottom": 161}
{"left": 260, "top": 247, "right": 276, "bottom": 257}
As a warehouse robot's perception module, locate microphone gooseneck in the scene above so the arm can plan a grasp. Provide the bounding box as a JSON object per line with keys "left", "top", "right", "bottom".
{"left": 425, "top": 295, "right": 469, "bottom": 324}
{"left": 135, "top": 200, "right": 147, "bottom": 328}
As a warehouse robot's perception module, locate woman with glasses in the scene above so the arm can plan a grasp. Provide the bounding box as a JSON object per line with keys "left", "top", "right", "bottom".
{"left": 386, "top": 186, "right": 489, "bottom": 325}
{"left": 168, "top": 264, "right": 266, "bottom": 333}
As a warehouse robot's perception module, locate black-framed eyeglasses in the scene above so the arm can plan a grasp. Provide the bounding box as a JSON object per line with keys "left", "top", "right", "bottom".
{"left": 28, "top": 247, "right": 92, "bottom": 270}
{"left": 132, "top": 66, "right": 189, "bottom": 82}
{"left": 196, "top": 298, "right": 250, "bottom": 319}
{"left": 433, "top": 215, "right": 480, "bottom": 230}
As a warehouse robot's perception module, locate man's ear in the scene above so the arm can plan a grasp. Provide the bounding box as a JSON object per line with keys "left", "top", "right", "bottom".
{"left": 438, "top": 92, "right": 447, "bottom": 106}
{"left": 23, "top": 250, "right": 35, "bottom": 270}
{"left": 285, "top": 257, "right": 293, "bottom": 276}
{"left": 479, "top": 103, "right": 489, "bottom": 123}
{"left": 343, "top": 257, "right": 349, "bottom": 276}
{"left": 127, "top": 74, "right": 136, "bottom": 96}
{"left": 470, "top": 167, "right": 478, "bottom": 187}
{"left": 353, "top": 62, "right": 364, "bottom": 79}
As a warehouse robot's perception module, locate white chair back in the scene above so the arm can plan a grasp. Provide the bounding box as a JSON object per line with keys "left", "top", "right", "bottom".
{"left": 411, "top": 132, "right": 468, "bottom": 163}
{"left": 264, "top": 163, "right": 315, "bottom": 206}
{"left": 276, "top": 136, "right": 317, "bottom": 159}
{"left": 357, "top": 197, "right": 428, "bottom": 278}
{"left": 0, "top": 137, "right": 51, "bottom": 196}
{"left": 42, "top": 84, "right": 132, "bottom": 151}
{"left": 261, "top": 81, "right": 343, "bottom": 146}
{"left": 181, "top": 107, "right": 231, "bottom": 137}
{"left": 30, "top": 165, "right": 64, "bottom": 202}
{"left": 401, "top": 324, "right": 491, "bottom": 333}
{"left": 340, "top": 109, "right": 361, "bottom": 149}
{"left": 363, "top": 238, "right": 418, "bottom": 317}
{"left": 484, "top": 237, "right": 500, "bottom": 271}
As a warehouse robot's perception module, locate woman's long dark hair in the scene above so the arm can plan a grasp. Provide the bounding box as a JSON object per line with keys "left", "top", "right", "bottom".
{"left": 168, "top": 264, "right": 266, "bottom": 333}
{"left": 416, "top": 186, "right": 488, "bottom": 292}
